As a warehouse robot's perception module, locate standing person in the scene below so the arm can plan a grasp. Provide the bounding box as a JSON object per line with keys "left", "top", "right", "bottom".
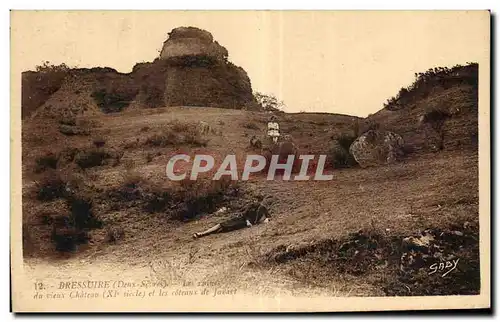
{"left": 267, "top": 115, "right": 280, "bottom": 144}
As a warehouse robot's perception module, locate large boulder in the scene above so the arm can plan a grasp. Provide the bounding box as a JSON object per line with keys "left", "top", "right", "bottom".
{"left": 349, "top": 130, "right": 405, "bottom": 168}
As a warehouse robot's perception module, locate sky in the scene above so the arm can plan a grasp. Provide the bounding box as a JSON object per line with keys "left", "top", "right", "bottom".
{"left": 11, "top": 10, "right": 489, "bottom": 116}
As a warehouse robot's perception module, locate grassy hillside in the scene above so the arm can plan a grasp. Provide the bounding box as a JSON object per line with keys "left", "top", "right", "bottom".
{"left": 21, "top": 63, "right": 480, "bottom": 296}
{"left": 366, "top": 63, "right": 478, "bottom": 154}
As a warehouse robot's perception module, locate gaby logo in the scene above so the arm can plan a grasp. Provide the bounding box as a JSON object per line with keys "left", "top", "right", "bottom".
{"left": 166, "top": 154, "right": 333, "bottom": 181}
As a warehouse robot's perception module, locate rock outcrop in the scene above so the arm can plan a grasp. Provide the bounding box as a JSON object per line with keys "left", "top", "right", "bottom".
{"left": 349, "top": 130, "right": 405, "bottom": 168}
{"left": 22, "top": 26, "right": 258, "bottom": 119}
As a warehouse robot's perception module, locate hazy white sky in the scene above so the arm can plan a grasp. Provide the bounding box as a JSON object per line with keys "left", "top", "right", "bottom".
{"left": 11, "top": 11, "right": 489, "bottom": 116}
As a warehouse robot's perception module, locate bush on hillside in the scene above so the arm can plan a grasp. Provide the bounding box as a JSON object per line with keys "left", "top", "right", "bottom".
{"left": 172, "top": 177, "right": 237, "bottom": 221}
{"left": 34, "top": 152, "right": 59, "bottom": 173}
{"left": 28, "top": 168, "right": 104, "bottom": 253}
{"left": 91, "top": 86, "right": 139, "bottom": 114}
{"left": 145, "top": 121, "right": 208, "bottom": 147}
{"left": 74, "top": 148, "right": 122, "bottom": 169}
{"left": 34, "top": 171, "right": 68, "bottom": 202}
{"left": 421, "top": 107, "right": 452, "bottom": 131}
{"left": 254, "top": 92, "right": 285, "bottom": 112}
{"left": 49, "top": 192, "right": 102, "bottom": 252}
{"left": 420, "top": 107, "right": 453, "bottom": 151}
{"left": 383, "top": 62, "right": 478, "bottom": 111}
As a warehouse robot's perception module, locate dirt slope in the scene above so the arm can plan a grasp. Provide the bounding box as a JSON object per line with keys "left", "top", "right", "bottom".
{"left": 20, "top": 63, "right": 480, "bottom": 297}
{"left": 21, "top": 109, "right": 479, "bottom": 297}
{"left": 22, "top": 27, "right": 258, "bottom": 120}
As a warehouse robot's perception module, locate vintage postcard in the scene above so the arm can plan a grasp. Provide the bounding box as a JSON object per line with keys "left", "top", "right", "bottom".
{"left": 10, "top": 10, "right": 491, "bottom": 312}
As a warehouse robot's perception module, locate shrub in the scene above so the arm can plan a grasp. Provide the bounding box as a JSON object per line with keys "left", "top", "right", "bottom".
{"left": 137, "top": 175, "right": 237, "bottom": 220}
{"left": 104, "top": 174, "right": 144, "bottom": 206}
{"left": 383, "top": 62, "right": 478, "bottom": 111}
{"left": 28, "top": 165, "right": 105, "bottom": 253}
{"left": 34, "top": 152, "right": 59, "bottom": 173}
{"left": 421, "top": 107, "right": 452, "bottom": 150}
{"left": 49, "top": 193, "right": 102, "bottom": 252}
{"left": 330, "top": 134, "right": 358, "bottom": 169}
{"left": 66, "top": 194, "right": 102, "bottom": 230}
{"left": 35, "top": 61, "right": 70, "bottom": 73}
{"left": 421, "top": 107, "right": 451, "bottom": 131}
{"left": 337, "top": 134, "right": 357, "bottom": 151}
{"left": 254, "top": 92, "right": 285, "bottom": 112}
{"left": 171, "top": 177, "right": 237, "bottom": 221}
{"left": 330, "top": 147, "right": 358, "bottom": 169}
{"left": 51, "top": 227, "right": 90, "bottom": 252}
{"left": 143, "top": 182, "right": 173, "bottom": 213}
{"left": 91, "top": 88, "right": 138, "bottom": 113}
{"left": 34, "top": 171, "right": 68, "bottom": 201}
{"left": 74, "top": 148, "right": 113, "bottom": 169}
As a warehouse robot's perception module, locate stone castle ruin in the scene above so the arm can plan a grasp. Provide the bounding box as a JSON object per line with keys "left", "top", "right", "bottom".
{"left": 22, "top": 27, "right": 258, "bottom": 119}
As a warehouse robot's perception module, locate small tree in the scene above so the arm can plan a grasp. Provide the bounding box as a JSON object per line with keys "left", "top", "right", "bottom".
{"left": 254, "top": 92, "right": 285, "bottom": 112}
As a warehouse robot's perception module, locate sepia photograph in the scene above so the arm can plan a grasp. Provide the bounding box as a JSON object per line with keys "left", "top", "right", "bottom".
{"left": 10, "top": 10, "right": 490, "bottom": 312}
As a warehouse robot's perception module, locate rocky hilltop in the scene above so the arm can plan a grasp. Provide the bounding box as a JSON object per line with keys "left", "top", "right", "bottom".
{"left": 22, "top": 27, "right": 258, "bottom": 119}
{"left": 159, "top": 26, "right": 229, "bottom": 60}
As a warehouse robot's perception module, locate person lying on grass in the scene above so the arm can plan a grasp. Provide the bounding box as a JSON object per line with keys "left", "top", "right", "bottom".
{"left": 193, "top": 197, "right": 271, "bottom": 239}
